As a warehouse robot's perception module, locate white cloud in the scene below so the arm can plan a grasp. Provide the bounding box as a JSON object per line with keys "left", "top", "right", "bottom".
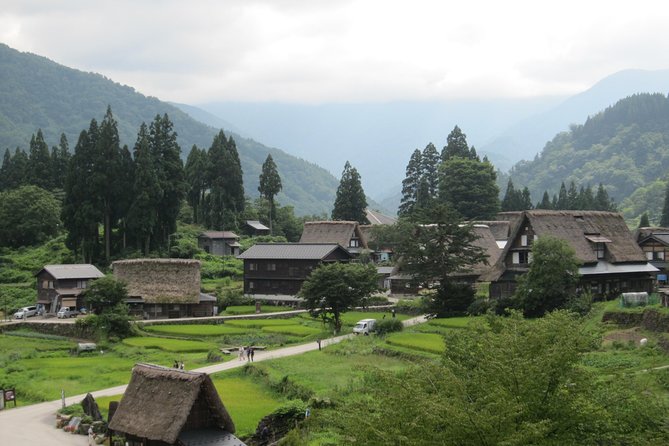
{"left": 2, "top": 0, "right": 669, "bottom": 103}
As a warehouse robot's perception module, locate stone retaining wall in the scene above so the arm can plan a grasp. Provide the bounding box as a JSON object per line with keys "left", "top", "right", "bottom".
{"left": 602, "top": 308, "right": 669, "bottom": 332}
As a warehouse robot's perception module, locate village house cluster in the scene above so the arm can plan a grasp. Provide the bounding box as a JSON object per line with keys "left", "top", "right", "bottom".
{"left": 30, "top": 209, "right": 668, "bottom": 319}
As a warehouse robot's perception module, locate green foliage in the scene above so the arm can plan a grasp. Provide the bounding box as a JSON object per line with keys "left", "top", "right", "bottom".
{"left": 374, "top": 318, "right": 403, "bottom": 335}
{"left": 143, "top": 324, "right": 248, "bottom": 336}
{"left": 239, "top": 235, "right": 288, "bottom": 252}
{"left": 331, "top": 161, "right": 368, "bottom": 224}
{"left": 195, "top": 253, "right": 243, "bottom": 279}
{"left": 385, "top": 332, "right": 445, "bottom": 354}
{"left": 329, "top": 311, "right": 669, "bottom": 445}
{"left": 121, "top": 336, "right": 215, "bottom": 352}
{"left": 439, "top": 156, "right": 500, "bottom": 220}
{"left": 0, "top": 185, "right": 62, "bottom": 248}
{"left": 515, "top": 236, "right": 581, "bottom": 317}
{"left": 300, "top": 262, "right": 378, "bottom": 333}
{"left": 81, "top": 276, "right": 131, "bottom": 338}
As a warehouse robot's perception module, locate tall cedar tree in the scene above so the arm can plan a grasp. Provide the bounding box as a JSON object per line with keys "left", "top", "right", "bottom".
{"left": 441, "top": 125, "right": 472, "bottom": 160}
{"left": 661, "top": 182, "right": 669, "bottom": 227}
{"left": 28, "top": 129, "right": 52, "bottom": 190}
{"left": 92, "top": 107, "right": 124, "bottom": 262}
{"left": 594, "top": 183, "right": 616, "bottom": 211}
{"left": 149, "top": 114, "right": 185, "bottom": 247}
{"left": 50, "top": 133, "right": 71, "bottom": 190}
{"left": 421, "top": 143, "right": 441, "bottom": 203}
{"left": 127, "top": 123, "right": 161, "bottom": 254}
{"left": 205, "top": 131, "right": 244, "bottom": 230}
{"left": 258, "top": 154, "right": 282, "bottom": 234}
{"left": 639, "top": 212, "right": 651, "bottom": 228}
{"left": 184, "top": 145, "right": 208, "bottom": 224}
{"left": 556, "top": 182, "right": 568, "bottom": 209}
{"left": 62, "top": 122, "right": 101, "bottom": 263}
{"left": 332, "top": 161, "right": 369, "bottom": 224}
{"left": 439, "top": 157, "right": 500, "bottom": 220}
{"left": 537, "top": 190, "right": 552, "bottom": 209}
{"left": 501, "top": 179, "right": 518, "bottom": 211}
{"left": 0, "top": 149, "right": 12, "bottom": 190}
{"left": 399, "top": 149, "right": 422, "bottom": 217}
{"left": 117, "top": 144, "right": 135, "bottom": 250}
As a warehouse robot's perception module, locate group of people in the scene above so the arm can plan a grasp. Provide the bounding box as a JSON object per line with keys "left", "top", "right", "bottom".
{"left": 238, "top": 345, "right": 255, "bottom": 362}
{"left": 173, "top": 360, "right": 185, "bottom": 370}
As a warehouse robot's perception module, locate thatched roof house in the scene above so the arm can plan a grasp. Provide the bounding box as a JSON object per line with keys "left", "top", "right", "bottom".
{"left": 109, "top": 363, "right": 245, "bottom": 446}
{"left": 365, "top": 209, "right": 397, "bottom": 225}
{"left": 113, "top": 259, "right": 201, "bottom": 304}
{"left": 489, "top": 210, "right": 657, "bottom": 299}
{"left": 633, "top": 227, "right": 669, "bottom": 283}
{"left": 300, "top": 221, "right": 367, "bottom": 253}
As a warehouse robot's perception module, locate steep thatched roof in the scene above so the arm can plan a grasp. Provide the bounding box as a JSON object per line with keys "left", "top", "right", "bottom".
{"left": 470, "top": 225, "right": 503, "bottom": 278}
{"left": 109, "top": 364, "right": 236, "bottom": 444}
{"left": 300, "top": 221, "right": 367, "bottom": 248}
{"left": 112, "top": 259, "right": 201, "bottom": 304}
{"left": 634, "top": 227, "right": 669, "bottom": 246}
{"left": 473, "top": 221, "right": 511, "bottom": 241}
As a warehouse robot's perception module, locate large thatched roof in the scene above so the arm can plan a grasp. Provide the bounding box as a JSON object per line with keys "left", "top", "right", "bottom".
{"left": 108, "top": 363, "right": 236, "bottom": 444}
{"left": 112, "top": 259, "right": 201, "bottom": 304}
{"left": 300, "top": 221, "right": 367, "bottom": 248}
{"left": 470, "top": 224, "right": 503, "bottom": 278}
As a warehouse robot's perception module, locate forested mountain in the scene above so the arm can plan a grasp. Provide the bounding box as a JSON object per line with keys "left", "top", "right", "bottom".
{"left": 0, "top": 43, "right": 338, "bottom": 215}
{"left": 510, "top": 93, "right": 669, "bottom": 223}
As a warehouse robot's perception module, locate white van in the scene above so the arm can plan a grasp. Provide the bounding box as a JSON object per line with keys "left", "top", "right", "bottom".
{"left": 14, "top": 306, "right": 37, "bottom": 319}
{"left": 353, "top": 318, "right": 376, "bottom": 335}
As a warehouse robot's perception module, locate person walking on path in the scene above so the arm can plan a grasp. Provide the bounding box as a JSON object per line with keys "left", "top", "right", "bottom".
{"left": 391, "top": 308, "right": 396, "bottom": 318}
{"left": 317, "top": 338, "right": 322, "bottom": 351}
{"left": 238, "top": 346, "right": 245, "bottom": 361}
{"left": 249, "top": 346, "right": 255, "bottom": 362}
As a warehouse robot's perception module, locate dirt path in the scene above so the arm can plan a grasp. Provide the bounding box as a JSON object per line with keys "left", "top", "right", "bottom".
{"left": 0, "top": 315, "right": 428, "bottom": 445}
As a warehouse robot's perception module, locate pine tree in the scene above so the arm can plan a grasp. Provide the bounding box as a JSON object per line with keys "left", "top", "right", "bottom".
{"left": 128, "top": 123, "right": 161, "bottom": 254}
{"left": 399, "top": 149, "right": 422, "bottom": 217}
{"left": 421, "top": 143, "right": 441, "bottom": 201}
{"left": 258, "top": 154, "right": 282, "bottom": 234}
{"left": 62, "top": 123, "right": 101, "bottom": 263}
{"left": 184, "top": 145, "right": 208, "bottom": 224}
{"left": 222, "top": 135, "right": 245, "bottom": 226}
{"left": 439, "top": 157, "right": 500, "bottom": 220}
{"left": 520, "top": 187, "right": 533, "bottom": 210}
{"left": 536, "top": 191, "right": 552, "bottom": 209}
{"left": 595, "top": 183, "right": 616, "bottom": 212}
{"left": 556, "top": 183, "right": 568, "bottom": 210}
{"left": 50, "top": 133, "right": 70, "bottom": 190}
{"left": 150, "top": 114, "right": 185, "bottom": 246}
{"left": 117, "top": 144, "right": 135, "bottom": 251}
{"left": 661, "top": 182, "right": 669, "bottom": 227}
{"left": 441, "top": 126, "right": 472, "bottom": 160}
{"left": 0, "top": 149, "right": 11, "bottom": 191}
{"left": 639, "top": 212, "right": 651, "bottom": 228}
{"left": 332, "top": 161, "right": 368, "bottom": 224}
{"left": 92, "top": 106, "right": 124, "bottom": 262}
{"left": 28, "top": 129, "right": 53, "bottom": 190}
{"left": 207, "top": 131, "right": 228, "bottom": 230}
{"left": 501, "top": 179, "right": 518, "bottom": 212}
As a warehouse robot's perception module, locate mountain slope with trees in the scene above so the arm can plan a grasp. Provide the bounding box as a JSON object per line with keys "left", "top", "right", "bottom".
{"left": 0, "top": 43, "right": 338, "bottom": 215}
{"left": 509, "top": 93, "right": 669, "bottom": 223}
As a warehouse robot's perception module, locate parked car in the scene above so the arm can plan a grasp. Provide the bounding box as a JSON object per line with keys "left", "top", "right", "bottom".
{"left": 57, "top": 307, "right": 80, "bottom": 319}
{"left": 353, "top": 318, "right": 377, "bottom": 335}
{"left": 14, "top": 306, "right": 37, "bottom": 319}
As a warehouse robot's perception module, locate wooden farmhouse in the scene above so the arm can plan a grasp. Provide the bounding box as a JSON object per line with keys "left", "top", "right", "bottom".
{"left": 388, "top": 223, "right": 502, "bottom": 295}
{"left": 198, "top": 231, "right": 241, "bottom": 256}
{"left": 237, "top": 243, "right": 352, "bottom": 300}
{"left": 112, "top": 259, "right": 216, "bottom": 319}
{"left": 108, "top": 363, "right": 245, "bottom": 446}
{"left": 489, "top": 210, "right": 658, "bottom": 299}
{"left": 299, "top": 221, "right": 368, "bottom": 256}
{"left": 634, "top": 227, "right": 669, "bottom": 285}
{"left": 35, "top": 264, "right": 104, "bottom": 314}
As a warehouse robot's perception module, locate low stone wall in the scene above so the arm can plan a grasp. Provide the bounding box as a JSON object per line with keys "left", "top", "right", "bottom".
{"left": 0, "top": 321, "right": 96, "bottom": 339}
{"left": 602, "top": 308, "right": 669, "bottom": 332}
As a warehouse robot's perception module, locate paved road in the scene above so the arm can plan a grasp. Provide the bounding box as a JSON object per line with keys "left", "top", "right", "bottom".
{"left": 0, "top": 315, "right": 428, "bottom": 445}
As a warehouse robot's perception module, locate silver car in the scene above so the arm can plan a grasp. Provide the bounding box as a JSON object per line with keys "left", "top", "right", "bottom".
{"left": 14, "top": 306, "right": 37, "bottom": 319}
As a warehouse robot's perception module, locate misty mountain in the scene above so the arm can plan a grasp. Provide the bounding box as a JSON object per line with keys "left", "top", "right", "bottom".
{"left": 481, "top": 69, "right": 669, "bottom": 165}
{"left": 0, "top": 43, "right": 343, "bottom": 216}
{"left": 197, "top": 98, "right": 564, "bottom": 199}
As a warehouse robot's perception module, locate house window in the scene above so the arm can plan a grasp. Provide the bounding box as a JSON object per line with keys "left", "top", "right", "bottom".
{"left": 594, "top": 243, "right": 605, "bottom": 259}
{"left": 349, "top": 238, "right": 360, "bottom": 248}
{"left": 76, "top": 280, "right": 88, "bottom": 289}
{"left": 658, "top": 251, "right": 666, "bottom": 260}
{"left": 249, "top": 263, "right": 257, "bottom": 271}
{"left": 520, "top": 235, "right": 528, "bottom": 246}
{"left": 42, "top": 280, "right": 49, "bottom": 289}
{"left": 512, "top": 251, "right": 530, "bottom": 265}
{"left": 249, "top": 281, "right": 255, "bottom": 290}
{"left": 647, "top": 251, "right": 654, "bottom": 260}
{"left": 288, "top": 267, "right": 299, "bottom": 276}
{"left": 267, "top": 263, "right": 276, "bottom": 271}
{"left": 648, "top": 251, "right": 666, "bottom": 261}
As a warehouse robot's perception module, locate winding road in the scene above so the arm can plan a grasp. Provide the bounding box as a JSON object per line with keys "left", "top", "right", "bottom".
{"left": 0, "top": 315, "right": 428, "bottom": 445}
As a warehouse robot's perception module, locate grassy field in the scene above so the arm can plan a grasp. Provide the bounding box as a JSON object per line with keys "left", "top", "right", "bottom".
{"left": 225, "top": 318, "right": 304, "bottom": 328}
{"left": 222, "top": 305, "right": 291, "bottom": 315}
{"left": 122, "top": 337, "right": 217, "bottom": 352}
{"left": 385, "top": 332, "right": 446, "bottom": 354}
{"left": 260, "top": 325, "right": 322, "bottom": 337}
{"left": 143, "top": 324, "right": 248, "bottom": 336}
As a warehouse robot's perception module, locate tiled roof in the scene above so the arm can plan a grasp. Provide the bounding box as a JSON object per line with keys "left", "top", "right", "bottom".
{"left": 199, "top": 231, "right": 239, "bottom": 240}
{"left": 39, "top": 264, "right": 105, "bottom": 280}
{"left": 245, "top": 220, "right": 270, "bottom": 231}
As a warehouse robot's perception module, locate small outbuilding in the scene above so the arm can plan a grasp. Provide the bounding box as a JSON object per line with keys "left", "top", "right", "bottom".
{"left": 108, "top": 363, "right": 246, "bottom": 446}
{"left": 198, "top": 231, "right": 241, "bottom": 256}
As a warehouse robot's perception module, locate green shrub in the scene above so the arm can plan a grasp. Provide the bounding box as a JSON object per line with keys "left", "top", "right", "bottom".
{"left": 366, "top": 294, "right": 390, "bottom": 305}
{"left": 567, "top": 292, "right": 593, "bottom": 316}
{"left": 394, "top": 298, "right": 429, "bottom": 315}
{"left": 467, "top": 298, "right": 493, "bottom": 316}
{"left": 375, "top": 318, "right": 403, "bottom": 335}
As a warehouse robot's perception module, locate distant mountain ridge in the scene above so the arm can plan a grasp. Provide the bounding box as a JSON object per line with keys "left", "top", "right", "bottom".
{"left": 0, "top": 43, "right": 341, "bottom": 216}
{"left": 509, "top": 92, "right": 669, "bottom": 223}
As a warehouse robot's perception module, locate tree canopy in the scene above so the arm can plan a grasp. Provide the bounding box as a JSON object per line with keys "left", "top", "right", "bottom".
{"left": 0, "top": 185, "right": 61, "bottom": 248}
{"left": 300, "top": 262, "right": 378, "bottom": 333}
{"left": 331, "top": 161, "right": 368, "bottom": 224}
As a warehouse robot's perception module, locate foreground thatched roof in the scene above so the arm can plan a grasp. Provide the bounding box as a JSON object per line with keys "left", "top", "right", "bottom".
{"left": 112, "top": 259, "right": 201, "bottom": 304}
{"left": 300, "top": 221, "right": 367, "bottom": 248}
{"left": 109, "top": 363, "right": 235, "bottom": 444}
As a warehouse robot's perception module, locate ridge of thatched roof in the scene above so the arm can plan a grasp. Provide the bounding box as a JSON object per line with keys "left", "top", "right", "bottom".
{"left": 470, "top": 225, "right": 503, "bottom": 278}
{"left": 472, "top": 221, "right": 511, "bottom": 241}
{"left": 109, "top": 363, "right": 235, "bottom": 444}
{"left": 300, "top": 221, "right": 367, "bottom": 248}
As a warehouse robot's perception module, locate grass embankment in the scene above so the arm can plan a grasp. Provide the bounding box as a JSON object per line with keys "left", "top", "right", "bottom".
{"left": 222, "top": 305, "right": 291, "bottom": 315}
{"left": 122, "top": 337, "right": 217, "bottom": 352}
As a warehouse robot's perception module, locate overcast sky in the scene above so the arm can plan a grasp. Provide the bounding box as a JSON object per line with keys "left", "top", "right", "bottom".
{"left": 2, "top": 0, "right": 669, "bottom": 104}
